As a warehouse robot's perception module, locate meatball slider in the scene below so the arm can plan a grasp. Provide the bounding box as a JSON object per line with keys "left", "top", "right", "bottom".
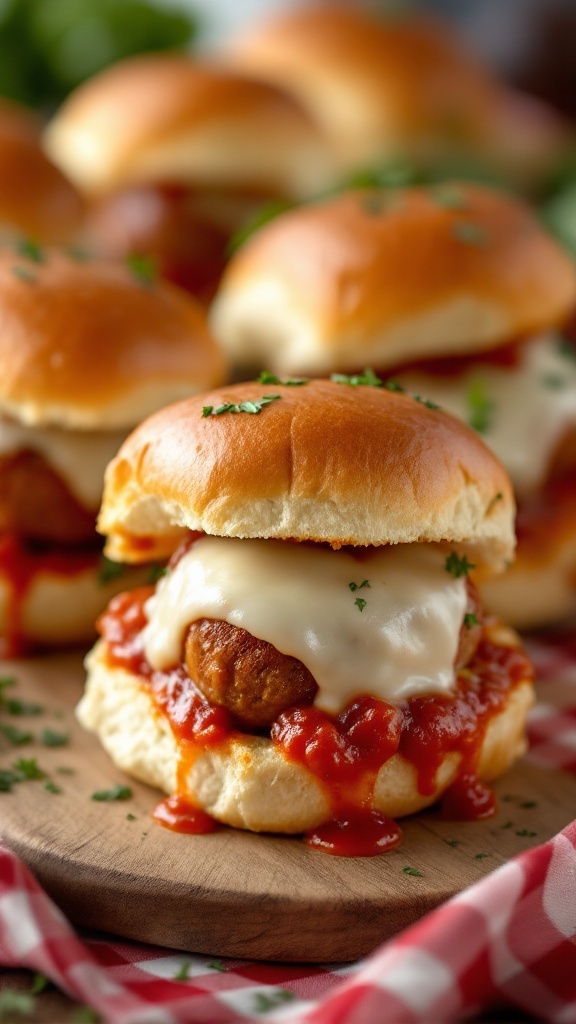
{"left": 224, "top": 2, "right": 572, "bottom": 193}
{"left": 43, "top": 55, "right": 335, "bottom": 301}
{"left": 0, "top": 246, "right": 226, "bottom": 655}
{"left": 78, "top": 379, "right": 534, "bottom": 852}
{"left": 211, "top": 184, "right": 576, "bottom": 629}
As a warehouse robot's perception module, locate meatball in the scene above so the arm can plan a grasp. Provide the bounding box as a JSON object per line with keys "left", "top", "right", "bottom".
{"left": 0, "top": 450, "right": 97, "bottom": 545}
{"left": 184, "top": 618, "right": 318, "bottom": 729}
{"left": 185, "top": 581, "right": 484, "bottom": 730}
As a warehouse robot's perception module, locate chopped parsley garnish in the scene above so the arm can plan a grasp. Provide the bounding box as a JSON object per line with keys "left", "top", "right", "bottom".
{"left": 12, "top": 757, "right": 46, "bottom": 781}
{"left": 384, "top": 379, "right": 405, "bottom": 393}
{"left": 207, "top": 960, "right": 226, "bottom": 972}
{"left": 349, "top": 579, "right": 370, "bottom": 592}
{"left": 30, "top": 974, "right": 50, "bottom": 995}
{"left": 451, "top": 222, "right": 489, "bottom": 246}
{"left": 0, "top": 769, "right": 17, "bottom": 792}
{"left": 41, "top": 728, "right": 69, "bottom": 748}
{"left": 360, "top": 192, "right": 390, "bottom": 215}
{"left": 412, "top": 394, "right": 441, "bottom": 410}
{"left": 520, "top": 800, "right": 538, "bottom": 809}
{"left": 11, "top": 265, "right": 36, "bottom": 283}
{"left": 557, "top": 337, "right": 576, "bottom": 362}
{"left": 431, "top": 185, "right": 467, "bottom": 210}
{"left": 516, "top": 829, "right": 538, "bottom": 838}
{"left": 486, "top": 492, "right": 503, "bottom": 515}
{"left": 256, "top": 371, "right": 307, "bottom": 386}
{"left": 126, "top": 813, "right": 136, "bottom": 821}
{"left": 500, "top": 821, "right": 514, "bottom": 830}
{"left": 56, "top": 766, "right": 75, "bottom": 775}
{"left": 98, "top": 555, "right": 125, "bottom": 586}
{"left": 149, "top": 564, "right": 168, "bottom": 585}
{"left": 16, "top": 238, "right": 44, "bottom": 263}
{"left": 354, "top": 598, "right": 367, "bottom": 613}
{"left": 253, "top": 991, "right": 294, "bottom": 1013}
{"left": 0, "top": 724, "right": 33, "bottom": 745}
{"left": 445, "top": 552, "right": 476, "bottom": 578}
{"left": 202, "top": 394, "right": 281, "bottom": 417}
{"left": 402, "top": 866, "right": 423, "bottom": 877}
{"left": 0, "top": 991, "right": 36, "bottom": 1016}
{"left": 541, "top": 373, "right": 567, "bottom": 389}
{"left": 464, "top": 613, "right": 479, "bottom": 629}
{"left": 174, "top": 961, "right": 192, "bottom": 980}
{"left": 44, "top": 780, "right": 62, "bottom": 794}
{"left": 331, "top": 368, "right": 383, "bottom": 387}
{"left": 91, "top": 784, "right": 133, "bottom": 801}
{"left": 474, "top": 852, "right": 489, "bottom": 860}
{"left": 467, "top": 378, "right": 494, "bottom": 434}
{"left": 5, "top": 697, "right": 43, "bottom": 716}
{"left": 66, "top": 245, "right": 91, "bottom": 262}
{"left": 126, "top": 253, "right": 157, "bottom": 286}
{"left": 446, "top": 839, "right": 461, "bottom": 847}
{"left": 228, "top": 199, "right": 293, "bottom": 254}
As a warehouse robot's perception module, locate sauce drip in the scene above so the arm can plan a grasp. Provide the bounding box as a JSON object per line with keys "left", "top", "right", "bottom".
{"left": 306, "top": 809, "right": 401, "bottom": 857}
{"left": 153, "top": 794, "right": 220, "bottom": 835}
{"left": 100, "top": 589, "right": 532, "bottom": 851}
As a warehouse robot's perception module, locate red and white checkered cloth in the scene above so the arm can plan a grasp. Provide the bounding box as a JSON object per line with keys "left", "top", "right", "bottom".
{"left": 2, "top": 631, "right": 576, "bottom": 1024}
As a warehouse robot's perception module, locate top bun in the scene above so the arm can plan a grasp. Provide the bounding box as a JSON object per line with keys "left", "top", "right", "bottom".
{"left": 44, "top": 55, "right": 335, "bottom": 199}
{"left": 210, "top": 184, "right": 576, "bottom": 375}
{"left": 0, "top": 246, "right": 227, "bottom": 430}
{"left": 224, "top": 3, "right": 571, "bottom": 183}
{"left": 99, "top": 378, "right": 514, "bottom": 572}
{"left": 0, "top": 106, "right": 84, "bottom": 244}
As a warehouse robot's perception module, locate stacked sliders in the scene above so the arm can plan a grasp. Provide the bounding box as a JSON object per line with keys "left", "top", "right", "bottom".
{"left": 43, "top": 55, "right": 335, "bottom": 301}
{"left": 0, "top": 245, "right": 226, "bottom": 655}
{"left": 78, "top": 379, "right": 534, "bottom": 853}
{"left": 210, "top": 184, "right": 576, "bottom": 630}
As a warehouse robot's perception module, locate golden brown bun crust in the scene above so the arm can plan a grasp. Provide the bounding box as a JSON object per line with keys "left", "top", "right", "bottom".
{"left": 0, "top": 118, "right": 84, "bottom": 243}
{"left": 78, "top": 622, "right": 534, "bottom": 832}
{"left": 100, "top": 378, "right": 514, "bottom": 571}
{"left": 225, "top": 4, "right": 572, "bottom": 179}
{"left": 0, "top": 247, "right": 228, "bottom": 429}
{"left": 44, "top": 56, "right": 334, "bottom": 198}
{"left": 211, "top": 185, "right": 576, "bottom": 374}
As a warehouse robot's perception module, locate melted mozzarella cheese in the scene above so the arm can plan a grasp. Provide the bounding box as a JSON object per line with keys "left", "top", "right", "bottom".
{"left": 143, "top": 537, "right": 468, "bottom": 713}
{"left": 397, "top": 333, "right": 576, "bottom": 500}
{"left": 0, "top": 417, "right": 127, "bottom": 511}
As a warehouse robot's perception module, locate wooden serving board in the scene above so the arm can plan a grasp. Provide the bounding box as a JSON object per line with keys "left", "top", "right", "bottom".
{"left": 1, "top": 652, "right": 575, "bottom": 964}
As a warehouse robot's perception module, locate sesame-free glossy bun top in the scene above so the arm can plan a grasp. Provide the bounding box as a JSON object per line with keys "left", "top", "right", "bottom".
{"left": 224, "top": 3, "right": 572, "bottom": 182}
{"left": 99, "top": 378, "right": 514, "bottom": 571}
{"left": 44, "top": 55, "right": 335, "bottom": 199}
{"left": 0, "top": 104, "right": 84, "bottom": 243}
{"left": 0, "top": 247, "right": 227, "bottom": 429}
{"left": 210, "top": 184, "right": 576, "bottom": 375}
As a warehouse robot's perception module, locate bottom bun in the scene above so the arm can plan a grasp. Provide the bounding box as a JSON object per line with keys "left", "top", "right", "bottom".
{"left": 78, "top": 624, "right": 534, "bottom": 834}
{"left": 0, "top": 545, "right": 150, "bottom": 654}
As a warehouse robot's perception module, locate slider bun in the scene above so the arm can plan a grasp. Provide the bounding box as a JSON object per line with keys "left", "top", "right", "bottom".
{"left": 224, "top": 4, "right": 572, "bottom": 184}
{"left": 225, "top": 5, "right": 496, "bottom": 171}
{"left": 0, "top": 558, "right": 148, "bottom": 650}
{"left": 210, "top": 185, "right": 576, "bottom": 375}
{"left": 99, "top": 378, "right": 514, "bottom": 572}
{"left": 0, "top": 113, "right": 84, "bottom": 243}
{"left": 44, "top": 55, "right": 335, "bottom": 199}
{"left": 78, "top": 622, "right": 534, "bottom": 832}
{"left": 0, "top": 248, "right": 227, "bottom": 430}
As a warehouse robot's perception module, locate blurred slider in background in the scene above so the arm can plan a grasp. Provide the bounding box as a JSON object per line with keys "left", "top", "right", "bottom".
{"left": 211, "top": 183, "right": 576, "bottom": 631}
{"left": 0, "top": 245, "right": 226, "bottom": 657}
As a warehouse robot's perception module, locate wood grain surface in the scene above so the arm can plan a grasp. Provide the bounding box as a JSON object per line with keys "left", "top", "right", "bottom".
{"left": 0, "top": 652, "right": 573, "bottom": 964}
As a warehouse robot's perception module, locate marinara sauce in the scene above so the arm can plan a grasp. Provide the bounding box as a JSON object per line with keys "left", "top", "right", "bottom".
{"left": 98, "top": 585, "right": 532, "bottom": 856}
